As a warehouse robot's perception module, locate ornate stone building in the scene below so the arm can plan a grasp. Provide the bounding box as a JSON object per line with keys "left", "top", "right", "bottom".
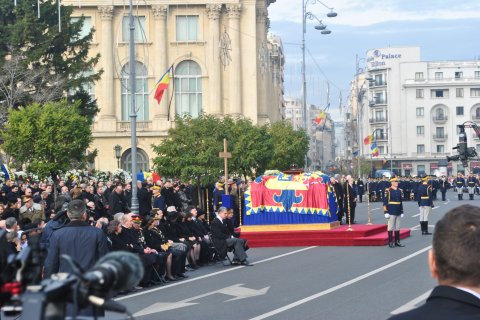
{"left": 64, "top": 0, "right": 283, "bottom": 171}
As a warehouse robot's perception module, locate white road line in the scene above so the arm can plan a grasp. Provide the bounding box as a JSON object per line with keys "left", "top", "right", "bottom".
{"left": 390, "top": 290, "right": 432, "bottom": 315}
{"left": 249, "top": 245, "right": 432, "bottom": 320}
{"left": 371, "top": 208, "right": 380, "bottom": 211}
{"left": 116, "top": 246, "right": 316, "bottom": 301}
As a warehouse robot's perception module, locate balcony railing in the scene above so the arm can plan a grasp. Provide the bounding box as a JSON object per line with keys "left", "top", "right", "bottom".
{"left": 369, "top": 117, "right": 388, "bottom": 123}
{"left": 374, "top": 134, "right": 388, "bottom": 141}
{"left": 432, "top": 116, "right": 448, "bottom": 123}
{"left": 433, "top": 134, "right": 448, "bottom": 141}
{"left": 369, "top": 99, "right": 387, "bottom": 106}
{"left": 116, "top": 121, "right": 152, "bottom": 131}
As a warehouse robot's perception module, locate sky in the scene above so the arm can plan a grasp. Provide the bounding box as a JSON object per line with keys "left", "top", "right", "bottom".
{"left": 267, "top": 0, "right": 480, "bottom": 120}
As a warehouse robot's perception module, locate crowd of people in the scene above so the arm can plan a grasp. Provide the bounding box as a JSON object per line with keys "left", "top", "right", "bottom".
{"left": 0, "top": 176, "right": 250, "bottom": 299}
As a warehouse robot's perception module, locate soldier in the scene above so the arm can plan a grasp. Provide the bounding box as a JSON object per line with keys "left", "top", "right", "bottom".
{"left": 455, "top": 173, "right": 465, "bottom": 200}
{"left": 383, "top": 177, "right": 405, "bottom": 248}
{"left": 416, "top": 175, "right": 433, "bottom": 235}
{"left": 431, "top": 177, "right": 439, "bottom": 200}
{"left": 439, "top": 176, "right": 450, "bottom": 202}
{"left": 466, "top": 173, "right": 477, "bottom": 200}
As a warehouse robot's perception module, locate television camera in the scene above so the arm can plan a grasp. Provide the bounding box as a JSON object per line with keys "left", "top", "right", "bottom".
{"left": 0, "top": 230, "right": 143, "bottom": 320}
{"left": 446, "top": 122, "right": 480, "bottom": 168}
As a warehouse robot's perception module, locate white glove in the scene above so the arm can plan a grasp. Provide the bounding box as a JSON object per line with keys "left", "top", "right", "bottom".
{"left": 384, "top": 213, "right": 390, "bottom": 219}
{"left": 401, "top": 214, "right": 404, "bottom": 218}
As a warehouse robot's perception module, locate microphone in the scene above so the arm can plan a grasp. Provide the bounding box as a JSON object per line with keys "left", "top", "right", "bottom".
{"left": 83, "top": 251, "right": 144, "bottom": 292}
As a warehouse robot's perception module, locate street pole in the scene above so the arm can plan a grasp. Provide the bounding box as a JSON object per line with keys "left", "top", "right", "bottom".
{"left": 302, "top": 0, "right": 308, "bottom": 171}
{"left": 129, "top": 0, "right": 139, "bottom": 214}
{"left": 356, "top": 54, "right": 362, "bottom": 180}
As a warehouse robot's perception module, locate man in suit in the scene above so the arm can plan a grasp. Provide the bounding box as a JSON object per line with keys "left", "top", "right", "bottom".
{"left": 388, "top": 204, "right": 480, "bottom": 319}
{"left": 210, "top": 207, "right": 251, "bottom": 266}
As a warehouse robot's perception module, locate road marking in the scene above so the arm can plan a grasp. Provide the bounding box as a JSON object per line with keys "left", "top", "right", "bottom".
{"left": 116, "top": 246, "right": 316, "bottom": 301}
{"left": 133, "top": 284, "right": 270, "bottom": 317}
{"left": 371, "top": 208, "right": 380, "bottom": 211}
{"left": 390, "top": 290, "right": 432, "bottom": 315}
{"left": 249, "top": 245, "right": 432, "bottom": 320}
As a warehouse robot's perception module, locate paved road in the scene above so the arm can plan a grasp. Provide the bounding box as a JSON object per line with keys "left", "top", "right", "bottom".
{"left": 108, "top": 191, "right": 477, "bottom": 320}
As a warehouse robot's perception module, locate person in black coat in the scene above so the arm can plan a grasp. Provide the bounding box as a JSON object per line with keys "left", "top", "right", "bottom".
{"left": 161, "top": 181, "right": 175, "bottom": 208}
{"left": 137, "top": 181, "right": 152, "bottom": 216}
{"left": 356, "top": 178, "right": 365, "bottom": 203}
{"left": 329, "top": 176, "right": 344, "bottom": 224}
{"left": 108, "top": 184, "right": 129, "bottom": 215}
{"left": 210, "top": 207, "right": 250, "bottom": 265}
{"left": 388, "top": 204, "right": 480, "bottom": 319}
{"left": 343, "top": 176, "right": 357, "bottom": 225}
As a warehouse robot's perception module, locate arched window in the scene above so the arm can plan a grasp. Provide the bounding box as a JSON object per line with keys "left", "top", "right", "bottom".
{"left": 436, "top": 108, "right": 444, "bottom": 118}
{"left": 174, "top": 60, "right": 202, "bottom": 117}
{"left": 121, "top": 61, "right": 149, "bottom": 121}
{"left": 121, "top": 148, "right": 150, "bottom": 173}
{"left": 474, "top": 104, "right": 480, "bottom": 118}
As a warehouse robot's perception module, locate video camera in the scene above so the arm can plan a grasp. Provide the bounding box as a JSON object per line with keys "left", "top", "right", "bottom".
{"left": 447, "top": 124, "right": 478, "bottom": 167}
{"left": 1, "top": 231, "right": 143, "bottom": 320}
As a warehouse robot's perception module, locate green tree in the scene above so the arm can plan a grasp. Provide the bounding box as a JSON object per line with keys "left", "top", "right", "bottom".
{"left": 0, "top": 0, "right": 101, "bottom": 124}
{"left": 1, "top": 100, "right": 92, "bottom": 178}
{"left": 267, "top": 121, "right": 309, "bottom": 171}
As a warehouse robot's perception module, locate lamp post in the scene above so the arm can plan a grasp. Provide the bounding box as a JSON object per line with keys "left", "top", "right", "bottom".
{"left": 114, "top": 144, "right": 122, "bottom": 169}
{"left": 302, "top": 0, "right": 337, "bottom": 170}
{"left": 354, "top": 54, "right": 373, "bottom": 179}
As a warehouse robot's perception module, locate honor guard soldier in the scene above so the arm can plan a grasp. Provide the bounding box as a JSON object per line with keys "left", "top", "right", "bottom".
{"left": 455, "top": 173, "right": 465, "bottom": 200}
{"left": 383, "top": 177, "right": 405, "bottom": 248}
{"left": 417, "top": 175, "right": 433, "bottom": 235}
{"left": 466, "top": 173, "right": 477, "bottom": 200}
{"left": 439, "top": 176, "right": 450, "bottom": 201}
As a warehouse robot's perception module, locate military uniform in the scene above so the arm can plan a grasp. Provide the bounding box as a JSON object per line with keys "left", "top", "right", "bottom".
{"left": 466, "top": 175, "right": 477, "bottom": 200}
{"left": 439, "top": 177, "right": 450, "bottom": 201}
{"left": 455, "top": 175, "right": 465, "bottom": 200}
{"left": 416, "top": 176, "right": 433, "bottom": 235}
{"left": 383, "top": 177, "right": 404, "bottom": 248}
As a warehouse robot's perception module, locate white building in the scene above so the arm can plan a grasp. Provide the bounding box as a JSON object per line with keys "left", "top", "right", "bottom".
{"left": 350, "top": 46, "right": 480, "bottom": 176}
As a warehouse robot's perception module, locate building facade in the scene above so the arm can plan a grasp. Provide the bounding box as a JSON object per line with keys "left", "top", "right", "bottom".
{"left": 348, "top": 46, "right": 480, "bottom": 177}
{"left": 284, "top": 98, "right": 335, "bottom": 171}
{"left": 65, "top": 0, "right": 283, "bottom": 171}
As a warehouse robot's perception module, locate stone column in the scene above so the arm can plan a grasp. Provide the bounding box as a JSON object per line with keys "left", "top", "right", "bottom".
{"left": 152, "top": 5, "right": 169, "bottom": 121}
{"left": 226, "top": 3, "right": 242, "bottom": 116}
{"left": 98, "top": 6, "right": 115, "bottom": 130}
{"left": 256, "top": 7, "right": 269, "bottom": 123}
{"left": 206, "top": 4, "right": 222, "bottom": 116}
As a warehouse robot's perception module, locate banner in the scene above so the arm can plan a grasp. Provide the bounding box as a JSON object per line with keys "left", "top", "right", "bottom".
{"left": 243, "top": 172, "right": 338, "bottom": 225}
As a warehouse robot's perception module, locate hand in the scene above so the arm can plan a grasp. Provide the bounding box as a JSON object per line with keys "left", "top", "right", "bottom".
{"left": 384, "top": 213, "right": 390, "bottom": 219}
{"left": 401, "top": 214, "right": 404, "bottom": 218}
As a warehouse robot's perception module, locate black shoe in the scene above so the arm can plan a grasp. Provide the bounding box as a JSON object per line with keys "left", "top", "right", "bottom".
{"left": 176, "top": 273, "right": 188, "bottom": 279}
{"left": 395, "top": 231, "right": 405, "bottom": 247}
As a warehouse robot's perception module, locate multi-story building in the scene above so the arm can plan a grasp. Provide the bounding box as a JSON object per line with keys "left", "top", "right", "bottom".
{"left": 349, "top": 46, "right": 480, "bottom": 176}
{"left": 64, "top": 0, "right": 283, "bottom": 171}
{"left": 284, "top": 98, "right": 335, "bottom": 171}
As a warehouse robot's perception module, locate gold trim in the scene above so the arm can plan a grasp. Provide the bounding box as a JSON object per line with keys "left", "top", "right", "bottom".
{"left": 239, "top": 222, "right": 340, "bottom": 232}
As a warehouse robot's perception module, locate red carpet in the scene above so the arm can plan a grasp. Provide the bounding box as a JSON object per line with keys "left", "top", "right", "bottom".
{"left": 239, "top": 224, "right": 411, "bottom": 247}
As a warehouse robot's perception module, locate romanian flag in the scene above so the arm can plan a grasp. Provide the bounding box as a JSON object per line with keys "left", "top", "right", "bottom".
{"left": 154, "top": 65, "right": 173, "bottom": 104}
{"left": 371, "top": 142, "right": 379, "bottom": 157}
{"left": 363, "top": 134, "right": 373, "bottom": 145}
{"left": 314, "top": 111, "right": 326, "bottom": 124}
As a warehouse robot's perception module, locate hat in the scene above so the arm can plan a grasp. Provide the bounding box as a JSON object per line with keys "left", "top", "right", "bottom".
{"left": 131, "top": 215, "right": 143, "bottom": 224}
{"left": 421, "top": 174, "right": 429, "bottom": 181}
{"left": 390, "top": 177, "right": 398, "bottom": 182}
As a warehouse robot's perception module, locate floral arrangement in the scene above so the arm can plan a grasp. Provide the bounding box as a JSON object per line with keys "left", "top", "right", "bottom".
{"left": 112, "top": 169, "right": 132, "bottom": 184}
{"left": 94, "top": 170, "right": 111, "bottom": 182}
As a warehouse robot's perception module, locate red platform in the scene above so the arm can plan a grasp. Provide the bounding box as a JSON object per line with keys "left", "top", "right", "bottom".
{"left": 239, "top": 224, "right": 411, "bottom": 247}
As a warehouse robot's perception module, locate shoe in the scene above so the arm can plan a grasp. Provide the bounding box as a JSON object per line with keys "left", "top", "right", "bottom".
{"left": 395, "top": 231, "right": 405, "bottom": 247}
{"left": 240, "top": 259, "right": 253, "bottom": 266}
{"left": 232, "top": 258, "right": 241, "bottom": 265}
{"left": 176, "top": 273, "right": 188, "bottom": 279}
{"left": 166, "top": 276, "right": 177, "bottom": 282}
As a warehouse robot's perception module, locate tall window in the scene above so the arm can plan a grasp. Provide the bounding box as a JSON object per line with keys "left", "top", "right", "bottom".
{"left": 435, "top": 108, "right": 445, "bottom": 119}
{"left": 417, "top": 165, "right": 425, "bottom": 175}
{"left": 175, "top": 60, "right": 202, "bottom": 117}
{"left": 436, "top": 145, "right": 445, "bottom": 153}
{"left": 121, "top": 148, "right": 150, "bottom": 173}
{"left": 435, "top": 72, "right": 443, "bottom": 80}
{"left": 122, "top": 16, "right": 147, "bottom": 42}
{"left": 436, "top": 127, "right": 445, "bottom": 137}
{"left": 456, "top": 106, "right": 464, "bottom": 116}
{"left": 71, "top": 16, "right": 92, "bottom": 40}
{"left": 475, "top": 71, "right": 480, "bottom": 79}
{"left": 417, "top": 144, "right": 425, "bottom": 154}
{"left": 431, "top": 89, "right": 448, "bottom": 98}
{"left": 176, "top": 15, "right": 199, "bottom": 41}
{"left": 415, "top": 72, "right": 424, "bottom": 80}
{"left": 416, "top": 126, "right": 424, "bottom": 135}
{"left": 121, "top": 61, "right": 149, "bottom": 121}
{"left": 455, "top": 71, "right": 463, "bottom": 79}
{"left": 456, "top": 88, "right": 464, "bottom": 97}
{"left": 416, "top": 89, "right": 424, "bottom": 98}
{"left": 416, "top": 107, "right": 424, "bottom": 116}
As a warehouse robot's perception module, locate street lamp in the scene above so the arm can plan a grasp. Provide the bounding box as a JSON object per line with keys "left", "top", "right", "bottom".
{"left": 302, "top": 0, "right": 337, "bottom": 170}
{"left": 114, "top": 144, "right": 122, "bottom": 169}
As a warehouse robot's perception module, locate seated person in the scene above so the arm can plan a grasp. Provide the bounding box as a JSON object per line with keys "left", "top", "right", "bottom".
{"left": 210, "top": 207, "right": 251, "bottom": 266}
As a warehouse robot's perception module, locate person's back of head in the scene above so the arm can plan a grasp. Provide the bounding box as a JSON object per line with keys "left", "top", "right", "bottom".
{"left": 67, "top": 200, "right": 86, "bottom": 221}
{"left": 431, "top": 204, "right": 480, "bottom": 288}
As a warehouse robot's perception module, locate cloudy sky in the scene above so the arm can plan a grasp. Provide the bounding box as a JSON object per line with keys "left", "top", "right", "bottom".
{"left": 268, "top": 0, "right": 480, "bottom": 120}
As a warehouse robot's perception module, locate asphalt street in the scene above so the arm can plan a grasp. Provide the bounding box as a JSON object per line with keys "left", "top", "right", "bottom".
{"left": 108, "top": 190, "right": 478, "bottom": 320}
